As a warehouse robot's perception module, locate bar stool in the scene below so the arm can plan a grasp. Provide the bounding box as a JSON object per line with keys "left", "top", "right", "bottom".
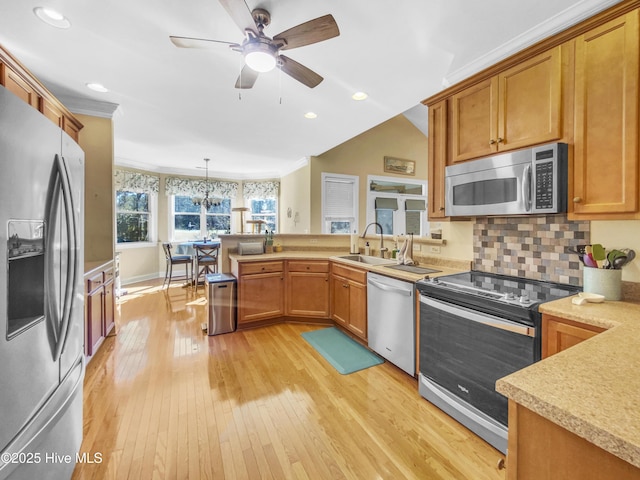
{"left": 161, "top": 243, "right": 192, "bottom": 288}
{"left": 194, "top": 242, "right": 219, "bottom": 289}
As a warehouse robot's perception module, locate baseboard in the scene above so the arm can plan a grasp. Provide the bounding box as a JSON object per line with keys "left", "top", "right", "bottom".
{"left": 121, "top": 272, "right": 162, "bottom": 286}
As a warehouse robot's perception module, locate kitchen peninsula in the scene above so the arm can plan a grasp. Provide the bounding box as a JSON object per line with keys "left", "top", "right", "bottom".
{"left": 497, "top": 298, "right": 640, "bottom": 479}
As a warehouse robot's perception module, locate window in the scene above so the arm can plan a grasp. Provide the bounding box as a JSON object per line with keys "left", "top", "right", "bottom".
{"left": 114, "top": 170, "right": 159, "bottom": 245}
{"left": 322, "top": 173, "right": 359, "bottom": 234}
{"left": 171, "top": 196, "right": 231, "bottom": 241}
{"left": 366, "top": 176, "right": 428, "bottom": 236}
{"left": 248, "top": 198, "right": 277, "bottom": 233}
{"left": 243, "top": 181, "right": 279, "bottom": 233}
{"left": 116, "top": 191, "right": 153, "bottom": 243}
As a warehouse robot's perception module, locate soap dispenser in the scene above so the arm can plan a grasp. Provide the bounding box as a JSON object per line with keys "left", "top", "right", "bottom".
{"left": 364, "top": 242, "right": 370, "bottom": 256}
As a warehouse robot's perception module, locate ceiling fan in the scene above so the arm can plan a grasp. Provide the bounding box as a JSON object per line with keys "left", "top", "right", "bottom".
{"left": 170, "top": 0, "right": 340, "bottom": 89}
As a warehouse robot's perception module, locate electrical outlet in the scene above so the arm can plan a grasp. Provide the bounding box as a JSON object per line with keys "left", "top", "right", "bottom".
{"left": 309, "top": 238, "right": 318, "bottom": 244}
{"left": 429, "top": 246, "right": 441, "bottom": 254}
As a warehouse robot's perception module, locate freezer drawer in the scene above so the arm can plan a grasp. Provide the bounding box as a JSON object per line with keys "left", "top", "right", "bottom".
{"left": 206, "top": 274, "right": 236, "bottom": 335}
{"left": 366, "top": 272, "right": 415, "bottom": 376}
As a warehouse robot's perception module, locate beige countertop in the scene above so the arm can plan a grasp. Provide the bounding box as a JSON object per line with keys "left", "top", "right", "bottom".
{"left": 84, "top": 259, "right": 113, "bottom": 276}
{"left": 496, "top": 296, "right": 640, "bottom": 468}
{"left": 228, "top": 250, "right": 469, "bottom": 282}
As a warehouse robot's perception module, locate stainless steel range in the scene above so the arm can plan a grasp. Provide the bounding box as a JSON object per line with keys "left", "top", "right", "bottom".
{"left": 415, "top": 271, "right": 580, "bottom": 453}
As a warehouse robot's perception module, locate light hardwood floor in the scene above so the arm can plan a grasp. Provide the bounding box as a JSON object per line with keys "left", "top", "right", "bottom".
{"left": 72, "top": 279, "right": 506, "bottom": 480}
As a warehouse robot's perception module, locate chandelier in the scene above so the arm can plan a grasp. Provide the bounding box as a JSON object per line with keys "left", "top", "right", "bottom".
{"left": 192, "top": 158, "right": 221, "bottom": 209}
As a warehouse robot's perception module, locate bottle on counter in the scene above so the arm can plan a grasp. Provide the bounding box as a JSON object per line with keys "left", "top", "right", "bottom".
{"left": 364, "top": 242, "right": 370, "bottom": 256}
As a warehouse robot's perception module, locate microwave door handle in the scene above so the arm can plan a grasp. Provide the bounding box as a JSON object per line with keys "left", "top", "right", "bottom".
{"left": 522, "top": 164, "right": 532, "bottom": 212}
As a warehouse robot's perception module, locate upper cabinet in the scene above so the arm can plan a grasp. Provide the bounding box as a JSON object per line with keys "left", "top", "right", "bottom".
{"left": 450, "top": 47, "right": 562, "bottom": 163}
{"left": 571, "top": 10, "right": 639, "bottom": 218}
{"left": 427, "top": 100, "right": 448, "bottom": 218}
{"left": 425, "top": 1, "right": 640, "bottom": 221}
{"left": 0, "top": 45, "right": 82, "bottom": 142}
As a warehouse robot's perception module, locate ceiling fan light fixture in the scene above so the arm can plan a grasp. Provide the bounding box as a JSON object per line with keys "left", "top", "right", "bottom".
{"left": 244, "top": 50, "right": 276, "bottom": 73}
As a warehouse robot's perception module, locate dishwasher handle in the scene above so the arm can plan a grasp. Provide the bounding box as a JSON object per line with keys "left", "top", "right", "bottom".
{"left": 368, "top": 278, "right": 413, "bottom": 297}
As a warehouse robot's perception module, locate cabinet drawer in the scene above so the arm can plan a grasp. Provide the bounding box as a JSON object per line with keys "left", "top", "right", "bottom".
{"left": 104, "top": 266, "right": 114, "bottom": 285}
{"left": 87, "top": 272, "right": 103, "bottom": 293}
{"left": 287, "top": 260, "right": 329, "bottom": 273}
{"left": 331, "top": 263, "right": 367, "bottom": 284}
{"left": 240, "top": 261, "right": 284, "bottom": 275}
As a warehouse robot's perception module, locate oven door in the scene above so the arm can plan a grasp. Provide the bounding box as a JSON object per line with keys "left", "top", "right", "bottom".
{"left": 419, "top": 295, "right": 535, "bottom": 427}
{"left": 445, "top": 157, "right": 532, "bottom": 216}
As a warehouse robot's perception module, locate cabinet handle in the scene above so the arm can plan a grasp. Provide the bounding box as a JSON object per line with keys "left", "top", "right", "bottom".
{"left": 439, "top": 206, "right": 445, "bottom": 211}
{"left": 573, "top": 197, "right": 582, "bottom": 203}
{"left": 497, "top": 137, "right": 504, "bottom": 143}
{"left": 343, "top": 284, "right": 349, "bottom": 288}
{"left": 489, "top": 139, "right": 496, "bottom": 145}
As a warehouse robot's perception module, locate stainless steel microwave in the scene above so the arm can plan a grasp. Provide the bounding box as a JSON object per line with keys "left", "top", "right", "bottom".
{"left": 445, "top": 143, "right": 568, "bottom": 217}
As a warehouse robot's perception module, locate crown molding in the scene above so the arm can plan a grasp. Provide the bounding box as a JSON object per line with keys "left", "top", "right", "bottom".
{"left": 443, "top": 0, "right": 625, "bottom": 87}
{"left": 57, "top": 94, "right": 119, "bottom": 119}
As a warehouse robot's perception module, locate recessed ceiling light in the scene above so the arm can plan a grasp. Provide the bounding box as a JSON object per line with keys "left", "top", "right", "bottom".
{"left": 304, "top": 112, "right": 317, "bottom": 119}
{"left": 86, "top": 83, "right": 109, "bottom": 93}
{"left": 352, "top": 91, "right": 368, "bottom": 101}
{"left": 33, "top": 7, "right": 71, "bottom": 29}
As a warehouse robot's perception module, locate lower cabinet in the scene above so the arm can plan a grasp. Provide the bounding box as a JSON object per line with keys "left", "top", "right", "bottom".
{"left": 237, "top": 260, "right": 285, "bottom": 327}
{"left": 286, "top": 260, "right": 330, "bottom": 318}
{"left": 85, "top": 260, "right": 115, "bottom": 359}
{"left": 542, "top": 313, "right": 605, "bottom": 358}
{"left": 330, "top": 263, "right": 367, "bottom": 340}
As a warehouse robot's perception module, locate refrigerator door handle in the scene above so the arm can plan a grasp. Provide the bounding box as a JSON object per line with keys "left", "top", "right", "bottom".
{"left": 53, "top": 155, "right": 78, "bottom": 361}
{"left": 44, "top": 157, "right": 63, "bottom": 346}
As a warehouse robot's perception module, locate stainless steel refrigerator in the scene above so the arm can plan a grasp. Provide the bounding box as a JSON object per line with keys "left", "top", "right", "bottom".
{"left": 0, "top": 86, "right": 85, "bottom": 479}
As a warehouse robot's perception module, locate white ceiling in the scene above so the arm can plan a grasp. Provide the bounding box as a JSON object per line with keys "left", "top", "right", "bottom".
{"left": 0, "top": 0, "right": 621, "bottom": 179}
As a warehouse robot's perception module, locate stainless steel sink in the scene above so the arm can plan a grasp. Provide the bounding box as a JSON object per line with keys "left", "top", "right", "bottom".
{"left": 337, "top": 254, "right": 395, "bottom": 266}
{"left": 384, "top": 264, "right": 442, "bottom": 275}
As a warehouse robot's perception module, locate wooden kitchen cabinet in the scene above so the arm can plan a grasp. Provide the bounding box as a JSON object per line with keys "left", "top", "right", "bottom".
{"left": 427, "top": 99, "right": 448, "bottom": 219}
{"left": 286, "top": 260, "right": 330, "bottom": 318}
{"left": 542, "top": 313, "right": 605, "bottom": 359}
{"left": 571, "top": 10, "right": 640, "bottom": 218}
{"left": 85, "top": 260, "right": 115, "bottom": 360}
{"left": 236, "top": 260, "right": 285, "bottom": 327}
{"left": 330, "top": 263, "right": 367, "bottom": 340}
{"left": 506, "top": 399, "right": 640, "bottom": 480}
{"left": 1, "top": 46, "right": 82, "bottom": 141}
{"left": 450, "top": 46, "right": 562, "bottom": 163}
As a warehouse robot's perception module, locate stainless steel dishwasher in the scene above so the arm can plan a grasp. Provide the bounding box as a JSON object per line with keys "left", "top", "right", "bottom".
{"left": 367, "top": 272, "right": 415, "bottom": 376}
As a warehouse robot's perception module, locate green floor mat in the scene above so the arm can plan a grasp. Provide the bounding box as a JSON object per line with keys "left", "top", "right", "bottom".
{"left": 301, "top": 327, "right": 384, "bottom": 375}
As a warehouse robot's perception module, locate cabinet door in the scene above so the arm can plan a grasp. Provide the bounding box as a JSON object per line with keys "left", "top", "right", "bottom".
{"left": 86, "top": 289, "right": 104, "bottom": 357}
{"left": 1, "top": 64, "right": 40, "bottom": 109}
{"left": 287, "top": 272, "right": 329, "bottom": 318}
{"left": 348, "top": 281, "right": 367, "bottom": 340}
{"left": 103, "top": 281, "right": 115, "bottom": 336}
{"left": 542, "top": 314, "right": 605, "bottom": 358}
{"left": 330, "top": 275, "right": 350, "bottom": 328}
{"left": 497, "top": 46, "right": 562, "bottom": 151}
{"left": 427, "top": 100, "right": 448, "bottom": 218}
{"left": 238, "top": 272, "right": 284, "bottom": 325}
{"left": 450, "top": 78, "right": 497, "bottom": 162}
{"left": 572, "top": 11, "right": 639, "bottom": 217}
{"left": 41, "top": 98, "right": 64, "bottom": 128}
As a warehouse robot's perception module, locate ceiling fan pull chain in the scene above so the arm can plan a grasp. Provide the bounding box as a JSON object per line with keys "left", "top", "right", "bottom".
{"left": 279, "top": 65, "right": 282, "bottom": 105}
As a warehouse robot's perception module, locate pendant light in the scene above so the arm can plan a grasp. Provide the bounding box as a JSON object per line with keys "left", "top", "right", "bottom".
{"left": 192, "top": 158, "right": 219, "bottom": 209}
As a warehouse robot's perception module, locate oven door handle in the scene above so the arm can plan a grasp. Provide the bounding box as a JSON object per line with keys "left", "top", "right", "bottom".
{"left": 420, "top": 296, "right": 535, "bottom": 337}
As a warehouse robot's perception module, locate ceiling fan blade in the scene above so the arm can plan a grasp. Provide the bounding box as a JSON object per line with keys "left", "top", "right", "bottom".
{"left": 235, "top": 65, "right": 259, "bottom": 89}
{"left": 218, "top": 0, "right": 258, "bottom": 34}
{"left": 170, "top": 36, "right": 237, "bottom": 49}
{"left": 273, "top": 14, "right": 340, "bottom": 50}
{"left": 278, "top": 55, "right": 323, "bottom": 88}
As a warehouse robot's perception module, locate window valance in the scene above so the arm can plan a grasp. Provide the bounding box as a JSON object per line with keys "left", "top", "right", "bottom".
{"left": 165, "top": 177, "right": 238, "bottom": 199}
{"left": 243, "top": 181, "right": 280, "bottom": 199}
{"left": 114, "top": 169, "right": 159, "bottom": 194}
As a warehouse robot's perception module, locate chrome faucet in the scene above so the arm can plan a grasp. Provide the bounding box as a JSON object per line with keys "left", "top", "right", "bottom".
{"left": 361, "top": 222, "right": 388, "bottom": 258}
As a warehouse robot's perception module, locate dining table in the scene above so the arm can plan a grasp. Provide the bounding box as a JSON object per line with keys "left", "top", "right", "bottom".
{"left": 176, "top": 240, "right": 221, "bottom": 286}
{"left": 175, "top": 239, "right": 221, "bottom": 257}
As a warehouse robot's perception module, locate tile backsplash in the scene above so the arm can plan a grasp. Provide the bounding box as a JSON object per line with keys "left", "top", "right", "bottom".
{"left": 473, "top": 215, "right": 590, "bottom": 285}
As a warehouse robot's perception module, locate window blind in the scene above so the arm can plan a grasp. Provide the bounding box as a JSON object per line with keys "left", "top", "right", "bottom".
{"left": 324, "top": 178, "right": 355, "bottom": 218}
{"left": 405, "top": 199, "right": 426, "bottom": 211}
